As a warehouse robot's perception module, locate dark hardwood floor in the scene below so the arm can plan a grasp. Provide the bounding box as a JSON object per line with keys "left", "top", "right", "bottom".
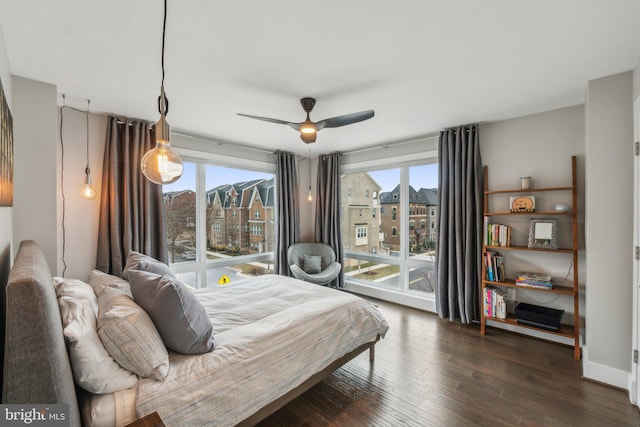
{"left": 258, "top": 299, "right": 640, "bottom": 427}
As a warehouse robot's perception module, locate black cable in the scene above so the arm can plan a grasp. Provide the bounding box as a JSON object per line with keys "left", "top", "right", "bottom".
{"left": 162, "top": 0, "right": 166, "bottom": 87}
{"left": 59, "top": 95, "right": 67, "bottom": 277}
{"left": 59, "top": 98, "right": 91, "bottom": 277}
{"left": 85, "top": 100, "right": 90, "bottom": 174}
{"left": 158, "top": 0, "right": 169, "bottom": 115}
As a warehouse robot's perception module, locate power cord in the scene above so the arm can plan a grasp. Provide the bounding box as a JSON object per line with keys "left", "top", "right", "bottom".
{"left": 59, "top": 94, "right": 67, "bottom": 277}
{"left": 59, "top": 95, "right": 91, "bottom": 277}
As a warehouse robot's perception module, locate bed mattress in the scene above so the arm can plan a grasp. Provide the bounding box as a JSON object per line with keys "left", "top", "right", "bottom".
{"left": 131, "top": 274, "right": 389, "bottom": 426}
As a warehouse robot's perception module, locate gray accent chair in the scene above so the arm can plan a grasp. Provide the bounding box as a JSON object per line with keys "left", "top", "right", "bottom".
{"left": 287, "top": 243, "right": 342, "bottom": 286}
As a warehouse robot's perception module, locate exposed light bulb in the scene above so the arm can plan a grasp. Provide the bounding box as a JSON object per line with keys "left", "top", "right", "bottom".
{"left": 307, "top": 149, "right": 312, "bottom": 202}
{"left": 140, "top": 0, "right": 183, "bottom": 185}
{"left": 81, "top": 99, "right": 96, "bottom": 200}
{"left": 81, "top": 168, "right": 96, "bottom": 200}
{"left": 141, "top": 141, "right": 183, "bottom": 185}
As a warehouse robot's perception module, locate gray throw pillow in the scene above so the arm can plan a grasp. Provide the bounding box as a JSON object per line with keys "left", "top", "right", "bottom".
{"left": 128, "top": 270, "right": 215, "bottom": 355}
{"left": 122, "top": 251, "right": 175, "bottom": 281}
{"left": 303, "top": 255, "right": 322, "bottom": 274}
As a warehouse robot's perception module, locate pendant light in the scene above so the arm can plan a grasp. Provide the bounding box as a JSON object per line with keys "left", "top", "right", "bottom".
{"left": 141, "top": 0, "right": 183, "bottom": 185}
{"left": 81, "top": 99, "right": 97, "bottom": 200}
{"left": 307, "top": 149, "right": 312, "bottom": 202}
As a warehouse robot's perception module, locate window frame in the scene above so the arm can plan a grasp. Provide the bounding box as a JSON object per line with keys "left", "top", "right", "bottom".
{"left": 165, "top": 148, "right": 276, "bottom": 288}
{"left": 340, "top": 135, "right": 438, "bottom": 312}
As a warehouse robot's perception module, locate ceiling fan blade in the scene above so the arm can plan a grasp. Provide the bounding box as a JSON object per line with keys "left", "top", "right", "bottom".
{"left": 315, "top": 110, "right": 375, "bottom": 131}
{"left": 237, "top": 113, "right": 301, "bottom": 131}
{"left": 300, "top": 132, "right": 316, "bottom": 144}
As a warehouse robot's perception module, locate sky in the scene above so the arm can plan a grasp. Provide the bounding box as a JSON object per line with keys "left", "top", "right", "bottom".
{"left": 162, "top": 162, "right": 439, "bottom": 194}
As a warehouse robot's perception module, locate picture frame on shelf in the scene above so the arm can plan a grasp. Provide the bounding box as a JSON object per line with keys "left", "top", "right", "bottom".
{"left": 528, "top": 218, "right": 557, "bottom": 249}
{"left": 510, "top": 195, "right": 535, "bottom": 213}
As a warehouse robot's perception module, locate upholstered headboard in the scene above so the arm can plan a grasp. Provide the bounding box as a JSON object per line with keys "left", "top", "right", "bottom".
{"left": 2, "top": 240, "right": 81, "bottom": 427}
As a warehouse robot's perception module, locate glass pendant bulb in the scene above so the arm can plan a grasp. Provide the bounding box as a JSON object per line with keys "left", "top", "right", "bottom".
{"left": 141, "top": 0, "right": 183, "bottom": 186}
{"left": 141, "top": 110, "right": 183, "bottom": 185}
{"left": 81, "top": 168, "right": 96, "bottom": 200}
{"left": 81, "top": 100, "right": 96, "bottom": 200}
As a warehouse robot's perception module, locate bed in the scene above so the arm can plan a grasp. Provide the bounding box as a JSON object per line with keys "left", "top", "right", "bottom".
{"left": 2, "top": 240, "right": 389, "bottom": 426}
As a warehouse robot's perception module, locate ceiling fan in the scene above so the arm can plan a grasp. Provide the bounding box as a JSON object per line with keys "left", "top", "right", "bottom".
{"left": 237, "top": 97, "right": 375, "bottom": 144}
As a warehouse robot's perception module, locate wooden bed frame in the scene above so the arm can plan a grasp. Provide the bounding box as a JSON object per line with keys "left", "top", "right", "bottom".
{"left": 238, "top": 338, "right": 379, "bottom": 426}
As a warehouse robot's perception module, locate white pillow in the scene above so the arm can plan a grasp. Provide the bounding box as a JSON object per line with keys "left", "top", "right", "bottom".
{"left": 54, "top": 277, "right": 99, "bottom": 315}
{"left": 97, "top": 286, "right": 169, "bottom": 381}
{"left": 89, "top": 269, "right": 132, "bottom": 298}
{"left": 54, "top": 278, "right": 138, "bottom": 394}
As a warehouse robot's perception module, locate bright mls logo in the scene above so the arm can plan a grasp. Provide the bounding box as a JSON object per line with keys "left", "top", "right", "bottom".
{"left": 1, "top": 405, "right": 68, "bottom": 426}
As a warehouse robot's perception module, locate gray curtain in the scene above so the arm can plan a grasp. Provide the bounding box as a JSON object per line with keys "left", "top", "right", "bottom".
{"left": 274, "top": 151, "right": 300, "bottom": 276}
{"left": 436, "top": 124, "right": 483, "bottom": 323}
{"left": 96, "top": 116, "right": 168, "bottom": 277}
{"left": 315, "top": 152, "right": 344, "bottom": 288}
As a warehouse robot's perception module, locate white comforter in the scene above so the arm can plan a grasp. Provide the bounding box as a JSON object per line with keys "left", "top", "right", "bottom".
{"left": 134, "top": 274, "right": 389, "bottom": 426}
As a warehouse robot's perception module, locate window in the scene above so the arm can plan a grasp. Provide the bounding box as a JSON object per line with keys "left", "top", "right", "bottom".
{"left": 355, "top": 226, "right": 368, "bottom": 246}
{"left": 164, "top": 163, "right": 197, "bottom": 264}
{"left": 340, "top": 163, "right": 438, "bottom": 300}
{"left": 365, "top": 190, "right": 369, "bottom": 198}
{"left": 163, "top": 162, "right": 274, "bottom": 288}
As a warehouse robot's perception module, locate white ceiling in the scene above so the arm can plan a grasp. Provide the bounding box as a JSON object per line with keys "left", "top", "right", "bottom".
{"left": 1, "top": 0, "right": 640, "bottom": 156}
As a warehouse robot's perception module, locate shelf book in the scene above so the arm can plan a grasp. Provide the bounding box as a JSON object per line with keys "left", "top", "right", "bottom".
{"left": 483, "top": 250, "right": 505, "bottom": 282}
{"left": 515, "top": 272, "right": 553, "bottom": 290}
{"left": 484, "top": 287, "right": 506, "bottom": 320}
{"left": 484, "top": 218, "right": 511, "bottom": 247}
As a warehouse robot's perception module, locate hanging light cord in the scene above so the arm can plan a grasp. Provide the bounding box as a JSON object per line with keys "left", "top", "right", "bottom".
{"left": 158, "top": 0, "right": 169, "bottom": 116}
{"left": 85, "top": 99, "right": 90, "bottom": 176}
{"left": 59, "top": 95, "right": 68, "bottom": 277}
{"left": 59, "top": 95, "right": 92, "bottom": 277}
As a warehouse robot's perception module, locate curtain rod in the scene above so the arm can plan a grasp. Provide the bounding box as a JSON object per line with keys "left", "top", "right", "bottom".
{"left": 171, "top": 130, "right": 277, "bottom": 155}
{"left": 343, "top": 133, "right": 439, "bottom": 155}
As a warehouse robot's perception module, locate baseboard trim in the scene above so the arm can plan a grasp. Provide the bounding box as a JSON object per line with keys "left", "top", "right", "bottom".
{"left": 582, "top": 345, "right": 631, "bottom": 391}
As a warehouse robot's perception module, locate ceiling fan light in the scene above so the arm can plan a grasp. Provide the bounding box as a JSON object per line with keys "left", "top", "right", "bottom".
{"left": 300, "top": 124, "right": 316, "bottom": 134}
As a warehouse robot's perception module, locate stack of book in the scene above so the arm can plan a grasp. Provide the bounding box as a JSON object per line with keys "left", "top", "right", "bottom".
{"left": 484, "top": 250, "right": 505, "bottom": 282}
{"left": 484, "top": 218, "right": 511, "bottom": 247}
{"left": 484, "top": 286, "right": 507, "bottom": 319}
{"left": 516, "top": 272, "right": 553, "bottom": 290}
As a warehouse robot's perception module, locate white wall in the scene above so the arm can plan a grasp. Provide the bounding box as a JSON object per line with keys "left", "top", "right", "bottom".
{"left": 584, "top": 71, "right": 634, "bottom": 387}
{"left": 12, "top": 76, "right": 58, "bottom": 274}
{"left": 480, "top": 105, "right": 586, "bottom": 337}
{"left": 0, "top": 20, "right": 12, "bottom": 282}
{"left": 56, "top": 105, "right": 107, "bottom": 281}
